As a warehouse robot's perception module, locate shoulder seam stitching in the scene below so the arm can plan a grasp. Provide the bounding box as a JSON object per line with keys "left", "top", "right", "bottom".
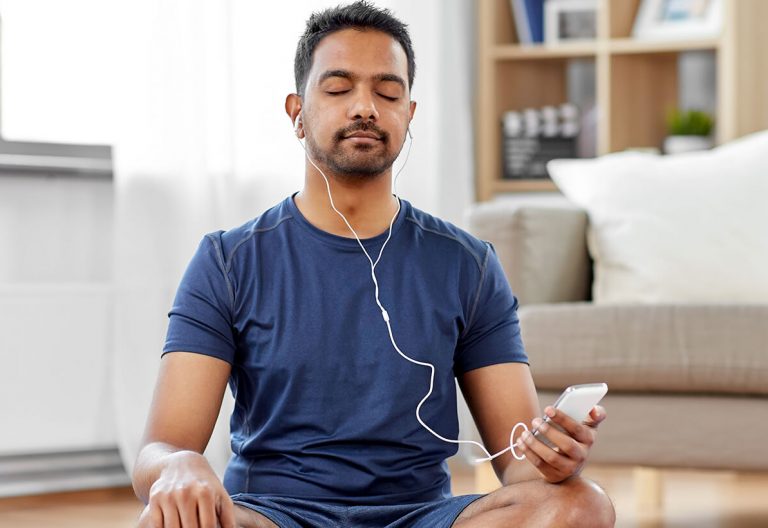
{"left": 224, "top": 215, "right": 294, "bottom": 273}
{"left": 205, "top": 233, "right": 235, "bottom": 313}
{"left": 405, "top": 216, "right": 483, "bottom": 270}
{"left": 462, "top": 242, "right": 492, "bottom": 339}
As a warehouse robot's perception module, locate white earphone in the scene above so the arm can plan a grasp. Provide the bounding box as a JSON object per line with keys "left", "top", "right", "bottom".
{"left": 294, "top": 112, "right": 302, "bottom": 134}
{"left": 291, "top": 110, "right": 529, "bottom": 463}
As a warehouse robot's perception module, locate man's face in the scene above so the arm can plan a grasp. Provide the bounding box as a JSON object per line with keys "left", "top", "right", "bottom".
{"left": 300, "top": 28, "right": 415, "bottom": 181}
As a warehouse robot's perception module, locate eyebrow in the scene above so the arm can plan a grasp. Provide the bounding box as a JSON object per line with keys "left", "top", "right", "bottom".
{"left": 318, "top": 69, "right": 406, "bottom": 90}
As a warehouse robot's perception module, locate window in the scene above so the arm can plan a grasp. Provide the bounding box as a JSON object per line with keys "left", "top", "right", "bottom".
{"left": 0, "top": 0, "right": 113, "bottom": 178}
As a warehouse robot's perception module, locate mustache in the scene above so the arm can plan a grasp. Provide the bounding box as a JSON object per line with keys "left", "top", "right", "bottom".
{"left": 334, "top": 121, "right": 389, "bottom": 142}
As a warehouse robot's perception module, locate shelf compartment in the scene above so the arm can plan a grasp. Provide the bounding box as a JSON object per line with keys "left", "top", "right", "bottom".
{"left": 494, "top": 58, "right": 596, "bottom": 189}
{"left": 495, "top": 60, "right": 575, "bottom": 113}
{"left": 608, "top": 52, "right": 679, "bottom": 152}
{"left": 492, "top": 60, "right": 569, "bottom": 190}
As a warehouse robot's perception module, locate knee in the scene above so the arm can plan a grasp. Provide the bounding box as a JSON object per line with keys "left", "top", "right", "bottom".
{"left": 555, "top": 477, "right": 615, "bottom": 528}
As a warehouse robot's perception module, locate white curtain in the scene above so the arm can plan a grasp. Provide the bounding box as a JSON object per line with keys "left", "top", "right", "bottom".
{"left": 112, "top": 0, "right": 475, "bottom": 475}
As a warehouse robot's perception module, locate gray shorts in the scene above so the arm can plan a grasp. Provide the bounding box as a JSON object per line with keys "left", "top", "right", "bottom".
{"left": 231, "top": 493, "right": 484, "bottom": 528}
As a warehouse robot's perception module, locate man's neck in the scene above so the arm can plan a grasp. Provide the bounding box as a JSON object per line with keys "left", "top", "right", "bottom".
{"left": 294, "top": 166, "right": 400, "bottom": 239}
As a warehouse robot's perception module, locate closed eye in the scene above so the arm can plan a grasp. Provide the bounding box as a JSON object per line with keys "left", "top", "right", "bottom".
{"left": 326, "top": 91, "right": 349, "bottom": 96}
{"left": 378, "top": 94, "right": 399, "bottom": 101}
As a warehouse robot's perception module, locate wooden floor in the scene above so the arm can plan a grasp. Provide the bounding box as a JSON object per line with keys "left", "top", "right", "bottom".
{"left": 581, "top": 466, "right": 768, "bottom": 528}
{"left": 0, "top": 463, "right": 766, "bottom": 527}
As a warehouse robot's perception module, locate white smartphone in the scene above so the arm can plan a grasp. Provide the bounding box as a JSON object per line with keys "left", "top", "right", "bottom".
{"left": 532, "top": 383, "right": 608, "bottom": 447}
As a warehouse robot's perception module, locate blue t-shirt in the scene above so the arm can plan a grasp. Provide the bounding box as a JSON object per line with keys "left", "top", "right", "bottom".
{"left": 163, "top": 193, "right": 527, "bottom": 505}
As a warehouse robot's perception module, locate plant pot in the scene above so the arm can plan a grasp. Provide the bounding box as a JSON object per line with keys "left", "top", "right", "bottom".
{"left": 663, "top": 135, "right": 713, "bottom": 155}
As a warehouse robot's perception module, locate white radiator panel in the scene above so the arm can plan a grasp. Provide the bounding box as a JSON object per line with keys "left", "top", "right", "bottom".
{"left": 0, "top": 284, "right": 118, "bottom": 455}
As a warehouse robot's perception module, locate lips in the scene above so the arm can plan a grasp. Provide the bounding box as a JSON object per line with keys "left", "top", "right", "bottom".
{"left": 336, "top": 123, "right": 387, "bottom": 144}
{"left": 345, "top": 131, "right": 382, "bottom": 140}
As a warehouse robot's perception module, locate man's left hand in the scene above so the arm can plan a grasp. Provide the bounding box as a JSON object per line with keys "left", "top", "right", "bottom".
{"left": 516, "top": 405, "right": 607, "bottom": 483}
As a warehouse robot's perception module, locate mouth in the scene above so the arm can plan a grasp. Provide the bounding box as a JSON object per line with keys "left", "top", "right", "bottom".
{"left": 344, "top": 131, "right": 383, "bottom": 143}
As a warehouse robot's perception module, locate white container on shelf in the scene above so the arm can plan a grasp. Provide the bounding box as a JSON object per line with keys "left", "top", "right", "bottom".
{"left": 663, "top": 135, "right": 714, "bottom": 155}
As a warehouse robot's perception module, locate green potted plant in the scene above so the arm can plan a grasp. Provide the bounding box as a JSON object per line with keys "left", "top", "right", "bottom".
{"left": 663, "top": 109, "right": 715, "bottom": 155}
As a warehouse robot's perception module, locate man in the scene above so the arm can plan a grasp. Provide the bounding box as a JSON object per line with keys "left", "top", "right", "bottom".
{"left": 133, "top": 2, "right": 616, "bottom": 527}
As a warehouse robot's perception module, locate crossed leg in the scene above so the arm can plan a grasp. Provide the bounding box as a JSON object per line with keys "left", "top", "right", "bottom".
{"left": 453, "top": 476, "right": 615, "bottom": 528}
{"left": 232, "top": 476, "right": 614, "bottom": 528}
{"left": 234, "top": 505, "right": 280, "bottom": 528}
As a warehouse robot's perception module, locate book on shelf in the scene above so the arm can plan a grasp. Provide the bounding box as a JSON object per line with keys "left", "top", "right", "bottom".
{"left": 510, "top": 0, "right": 544, "bottom": 44}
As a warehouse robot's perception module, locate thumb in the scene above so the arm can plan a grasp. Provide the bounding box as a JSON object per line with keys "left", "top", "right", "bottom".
{"left": 585, "top": 405, "right": 606, "bottom": 427}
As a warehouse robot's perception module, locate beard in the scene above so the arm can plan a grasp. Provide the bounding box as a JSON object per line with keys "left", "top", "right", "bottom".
{"left": 305, "top": 121, "right": 401, "bottom": 182}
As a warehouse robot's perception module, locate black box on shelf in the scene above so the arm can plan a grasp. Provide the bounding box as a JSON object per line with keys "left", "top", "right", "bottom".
{"left": 501, "top": 105, "right": 579, "bottom": 180}
{"left": 502, "top": 136, "right": 577, "bottom": 180}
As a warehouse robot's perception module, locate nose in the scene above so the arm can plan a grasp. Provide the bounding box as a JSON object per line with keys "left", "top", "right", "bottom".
{"left": 348, "top": 89, "right": 379, "bottom": 122}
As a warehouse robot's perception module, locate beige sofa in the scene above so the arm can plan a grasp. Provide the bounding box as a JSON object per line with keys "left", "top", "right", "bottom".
{"left": 466, "top": 193, "right": 768, "bottom": 473}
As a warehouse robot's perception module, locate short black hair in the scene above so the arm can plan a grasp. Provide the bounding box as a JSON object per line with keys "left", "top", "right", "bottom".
{"left": 294, "top": 1, "right": 416, "bottom": 97}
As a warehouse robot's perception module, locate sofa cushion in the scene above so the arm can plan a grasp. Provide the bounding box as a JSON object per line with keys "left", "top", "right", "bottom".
{"left": 536, "top": 391, "right": 768, "bottom": 471}
{"left": 466, "top": 194, "right": 591, "bottom": 305}
{"left": 547, "top": 130, "right": 768, "bottom": 304}
{"left": 521, "top": 303, "right": 768, "bottom": 395}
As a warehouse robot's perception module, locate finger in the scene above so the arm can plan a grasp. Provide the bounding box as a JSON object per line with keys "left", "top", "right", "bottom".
{"left": 518, "top": 432, "right": 571, "bottom": 483}
{"left": 197, "top": 494, "right": 217, "bottom": 528}
{"left": 177, "top": 496, "right": 201, "bottom": 528}
{"left": 517, "top": 435, "right": 544, "bottom": 469}
{"left": 138, "top": 504, "right": 163, "bottom": 528}
{"left": 522, "top": 429, "right": 576, "bottom": 476}
{"left": 543, "top": 407, "right": 594, "bottom": 445}
{"left": 179, "top": 503, "right": 200, "bottom": 528}
{"left": 217, "top": 495, "right": 237, "bottom": 528}
{"left": 531, "top": 416, "right": 577, "bottom": 453}
{"left": 158, "top": 500, "right": 181, "bottom": 528}
{"left": 534, "top": 419, "right": 587, "bottom": 461}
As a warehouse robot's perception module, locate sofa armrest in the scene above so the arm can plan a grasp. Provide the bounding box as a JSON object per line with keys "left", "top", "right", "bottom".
{"left": 465, "top": 193, "right": 591, "bottom": 305}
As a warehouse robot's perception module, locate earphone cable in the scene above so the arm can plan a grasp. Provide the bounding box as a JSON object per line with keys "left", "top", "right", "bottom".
{"left": 295, "top": 129, "right": 529, "bottom": 464}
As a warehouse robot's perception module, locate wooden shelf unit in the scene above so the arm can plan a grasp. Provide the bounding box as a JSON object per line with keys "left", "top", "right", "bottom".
{"left": 475, "top": 0, "right": 768, "bottom": 201}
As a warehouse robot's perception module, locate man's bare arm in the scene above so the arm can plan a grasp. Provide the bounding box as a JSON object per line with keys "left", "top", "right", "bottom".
{"left": 458, "top": 362, "right": 542, "bottom": 486}
{"left": 133, "top": 351, "right": 235, "bottom": 527}
{"left": 459, "top": 362, "right": 608, "bottom": 487}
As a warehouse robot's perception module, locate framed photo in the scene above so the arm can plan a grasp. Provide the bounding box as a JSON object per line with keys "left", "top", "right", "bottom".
{"left": 632, "top": 0, "right": 722, "bottom": 40}
{"left": 544, "top": 0, "right": 598, "bottom": 45}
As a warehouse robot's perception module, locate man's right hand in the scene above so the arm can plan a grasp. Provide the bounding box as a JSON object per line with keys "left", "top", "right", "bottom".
{"left": 137, "top": 451, "right": 236, "bottom": 528}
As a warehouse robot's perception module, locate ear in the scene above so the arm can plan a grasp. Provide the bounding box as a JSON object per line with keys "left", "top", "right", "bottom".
{"left": 285, "top": 93, "right": 304, "bottom": 138}
{"left": 407, "top": 100, "right": 417, "bottom": 136}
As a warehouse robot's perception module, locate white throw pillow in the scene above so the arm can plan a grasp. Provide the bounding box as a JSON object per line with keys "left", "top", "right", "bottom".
{"left": 548, "top": 130, "right": 768, "bottom": 304}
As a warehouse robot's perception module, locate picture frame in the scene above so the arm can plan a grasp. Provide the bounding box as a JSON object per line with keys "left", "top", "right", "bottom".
{"left": 544, "top": 0, "right": 598, "bottom": 45}
{"left": 632, "top": 0, "right": 722, "bottom": 40}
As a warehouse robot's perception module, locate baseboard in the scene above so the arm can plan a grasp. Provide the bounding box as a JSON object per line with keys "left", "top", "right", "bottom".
{"left": 0, "top": 447, "right": 131, "bottom": 498}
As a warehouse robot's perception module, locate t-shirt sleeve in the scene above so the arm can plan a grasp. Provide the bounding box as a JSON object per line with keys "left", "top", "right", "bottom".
{"left": 162, "top": 233, "right": 237, "bottom": 364}
{"left": 454, "top": 242, "right": 528, "bottom": 374}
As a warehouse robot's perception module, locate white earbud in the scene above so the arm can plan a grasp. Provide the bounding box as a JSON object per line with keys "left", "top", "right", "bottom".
{"left": 294, "top": 111, "right": 302, "bottom": 134}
